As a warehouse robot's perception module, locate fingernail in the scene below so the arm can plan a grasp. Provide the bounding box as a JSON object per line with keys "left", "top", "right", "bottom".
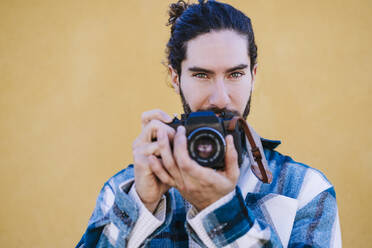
{"left": 177, "top": 126, "right": 185, "bottom": 133}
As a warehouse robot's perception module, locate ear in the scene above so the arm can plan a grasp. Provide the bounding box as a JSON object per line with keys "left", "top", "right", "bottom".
{"left": 168, "top": 65, "right": 180, "bottom": 94}
{"left": 251, "top": 63, "right": 258, "bottom": 91}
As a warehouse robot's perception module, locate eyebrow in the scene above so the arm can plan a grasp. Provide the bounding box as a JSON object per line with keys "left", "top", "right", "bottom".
{"left": 226, "top": 64, "right": 249, "bottom": 73}
{"left": 188, "top": 64, "right": 249, "bottom": 74}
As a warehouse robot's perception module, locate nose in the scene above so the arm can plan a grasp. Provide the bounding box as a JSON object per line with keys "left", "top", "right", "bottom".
{"left": 209, "top": 78, "right": 230, "bottom": 109}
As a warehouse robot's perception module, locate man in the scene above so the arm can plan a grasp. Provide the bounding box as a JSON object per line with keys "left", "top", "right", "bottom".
{"left": 76, "top": 0, "right": 341, "bottom": 247}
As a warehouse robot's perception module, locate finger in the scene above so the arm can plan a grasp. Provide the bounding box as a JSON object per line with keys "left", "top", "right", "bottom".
{"left": 173, "top": 126, "right": 203, "bottom": 176}
{"left": 149, "top": 155, "right": 176, "bottom": 187}
{"left": 133, "top": 153, "right": 149, "bottom": 170}
{"left": 140, "top": 119, "right": 176, "bottom": 143}
{"left": 157, "top": 128, "right": 184, "bottom": 188}
{"left": 224, "top": 135, "right": 240, "bottom": 182}
{"left": 138, "top": 142, "right": 160, "bottom": 156}
{"left": 141, "top": 109, "right": 173, "bottom": 128}
{"left": 173, "top": 126, "right": 230, "bottom": 183}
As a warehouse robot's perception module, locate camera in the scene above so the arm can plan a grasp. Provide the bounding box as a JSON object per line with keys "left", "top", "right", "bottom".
{"left": 167, "top": 111, "right": 245, "bottom": 170}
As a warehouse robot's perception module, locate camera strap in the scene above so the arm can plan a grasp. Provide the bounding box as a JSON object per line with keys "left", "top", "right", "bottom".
{"left": 228, "top": 117, "right": 273, "bottom": 184}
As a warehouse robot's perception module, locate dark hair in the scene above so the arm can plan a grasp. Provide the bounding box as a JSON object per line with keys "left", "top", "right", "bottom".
{"left": 166, "top": 0, "right": 257, "bottom": 76}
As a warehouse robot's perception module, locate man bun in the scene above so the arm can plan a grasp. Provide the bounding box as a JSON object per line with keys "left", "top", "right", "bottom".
{"left": 167, "top": 0, "right": 189, "bottom": 26}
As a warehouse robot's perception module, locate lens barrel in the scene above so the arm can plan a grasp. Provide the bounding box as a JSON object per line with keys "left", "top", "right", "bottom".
{"left": 187, "top": 127, "right": 226, "bottom": 169}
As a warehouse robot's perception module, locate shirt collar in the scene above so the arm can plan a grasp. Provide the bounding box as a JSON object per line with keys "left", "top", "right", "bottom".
{"left": 260, "top": 137, "right": 281, "bottom": 150}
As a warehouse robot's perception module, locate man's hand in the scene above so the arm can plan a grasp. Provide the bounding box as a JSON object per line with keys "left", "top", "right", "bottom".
{"left": 173, "top": 126, "right": 240, "bottom": 210}
{"left": 150, "top": 125, "right": 240, "bottom": 211}
{"left": 132, "top": 110, "right": 176, "bottom": 212}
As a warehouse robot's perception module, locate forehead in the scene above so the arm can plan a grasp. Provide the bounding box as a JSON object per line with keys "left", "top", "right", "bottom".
{"left": 183, "top": 30, "right": 250, "bottom": 69}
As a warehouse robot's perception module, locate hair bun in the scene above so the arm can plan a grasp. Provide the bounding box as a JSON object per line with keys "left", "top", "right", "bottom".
{"left": 167, "top": 0, "right": 189, "bottom": 26}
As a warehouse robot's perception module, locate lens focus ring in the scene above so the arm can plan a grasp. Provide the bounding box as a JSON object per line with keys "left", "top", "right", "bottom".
{"left": 187, "top": 127, "right": 226, "bottom": 168}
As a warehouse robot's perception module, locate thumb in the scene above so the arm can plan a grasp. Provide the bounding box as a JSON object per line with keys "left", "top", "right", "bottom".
{"left": 224, "top": 135, "right": 240, "bottom": 182}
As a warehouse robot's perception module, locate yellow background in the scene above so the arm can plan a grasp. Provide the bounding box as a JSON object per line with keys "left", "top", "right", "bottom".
{"left": 1, "top": 0, "right": 371, "bottom": 247}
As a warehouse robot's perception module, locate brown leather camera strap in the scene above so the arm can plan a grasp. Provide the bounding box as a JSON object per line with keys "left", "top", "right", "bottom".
{"left": 228, "top": 117, "right": 273, "bottom": 184}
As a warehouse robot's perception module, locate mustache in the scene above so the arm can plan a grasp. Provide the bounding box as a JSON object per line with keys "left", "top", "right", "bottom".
{"left": 203, "top": 107, "right": 240, "bottom": 118}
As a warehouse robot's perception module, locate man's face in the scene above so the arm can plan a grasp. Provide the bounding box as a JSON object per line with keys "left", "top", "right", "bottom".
{"left": 170, "top": 30, "right": 257, "bottom": 118}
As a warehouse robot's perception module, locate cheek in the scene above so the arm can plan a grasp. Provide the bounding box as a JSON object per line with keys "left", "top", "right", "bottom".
{"left": 181, "top": 80, "right": 210, "bottom": 110}
{"left": 229, "top": 83, "right": 252, "bottom": 109}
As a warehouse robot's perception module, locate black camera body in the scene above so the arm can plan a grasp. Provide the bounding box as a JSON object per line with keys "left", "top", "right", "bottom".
{"left": 168, "top": 111, "right": 245, "bottom": 169}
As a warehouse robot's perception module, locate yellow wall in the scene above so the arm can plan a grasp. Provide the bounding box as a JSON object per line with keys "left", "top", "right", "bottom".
{"left": 1, "top": 0, "right": 371, "bottom": 247}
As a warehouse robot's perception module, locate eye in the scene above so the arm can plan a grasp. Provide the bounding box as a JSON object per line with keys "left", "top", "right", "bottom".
{"left": 193, "top": 73, "right": 209, "bottom": 79}
{"left": 229, "top": 71, "right": 244, "bottom": 79}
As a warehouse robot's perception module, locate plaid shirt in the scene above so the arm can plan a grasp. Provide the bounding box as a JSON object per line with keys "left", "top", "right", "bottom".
{"left": 76, "top": 136, "right": 341, "bottom": 248}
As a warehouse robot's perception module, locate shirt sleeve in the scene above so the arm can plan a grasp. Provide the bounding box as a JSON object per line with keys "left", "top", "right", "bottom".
{"left": 75, "top": 179, "right": 139, "bottom": 248}
{"left": 185, "top": 181, "right": 341, "bottom": 248}
{"left": 75, "top": 176, "right": 171, "bottom": 248}
{"left": 185, "top": 186, "right": 280, "bottom": 247}
{"left": 187, "top": 190, "right": 235, "bottom": 247}
{"left": 127, "top": 183, "right": 166, "bottom": 248}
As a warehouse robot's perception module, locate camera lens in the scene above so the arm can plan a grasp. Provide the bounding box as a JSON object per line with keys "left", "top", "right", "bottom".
{"left": 194, "top": 137, "right": 216, "bottom": 159}
{"left": 187, "top": 127, "right": 226, "bottom": 168}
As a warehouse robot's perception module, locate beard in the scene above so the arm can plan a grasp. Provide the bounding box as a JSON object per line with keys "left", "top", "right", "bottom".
{"left": 179, "top": 87, "right": 252, "bottom": 119}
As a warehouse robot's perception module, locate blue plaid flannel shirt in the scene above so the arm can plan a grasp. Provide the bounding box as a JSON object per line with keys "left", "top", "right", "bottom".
{"left": 76, "top": 138, "right": 341, "bottom": 247}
